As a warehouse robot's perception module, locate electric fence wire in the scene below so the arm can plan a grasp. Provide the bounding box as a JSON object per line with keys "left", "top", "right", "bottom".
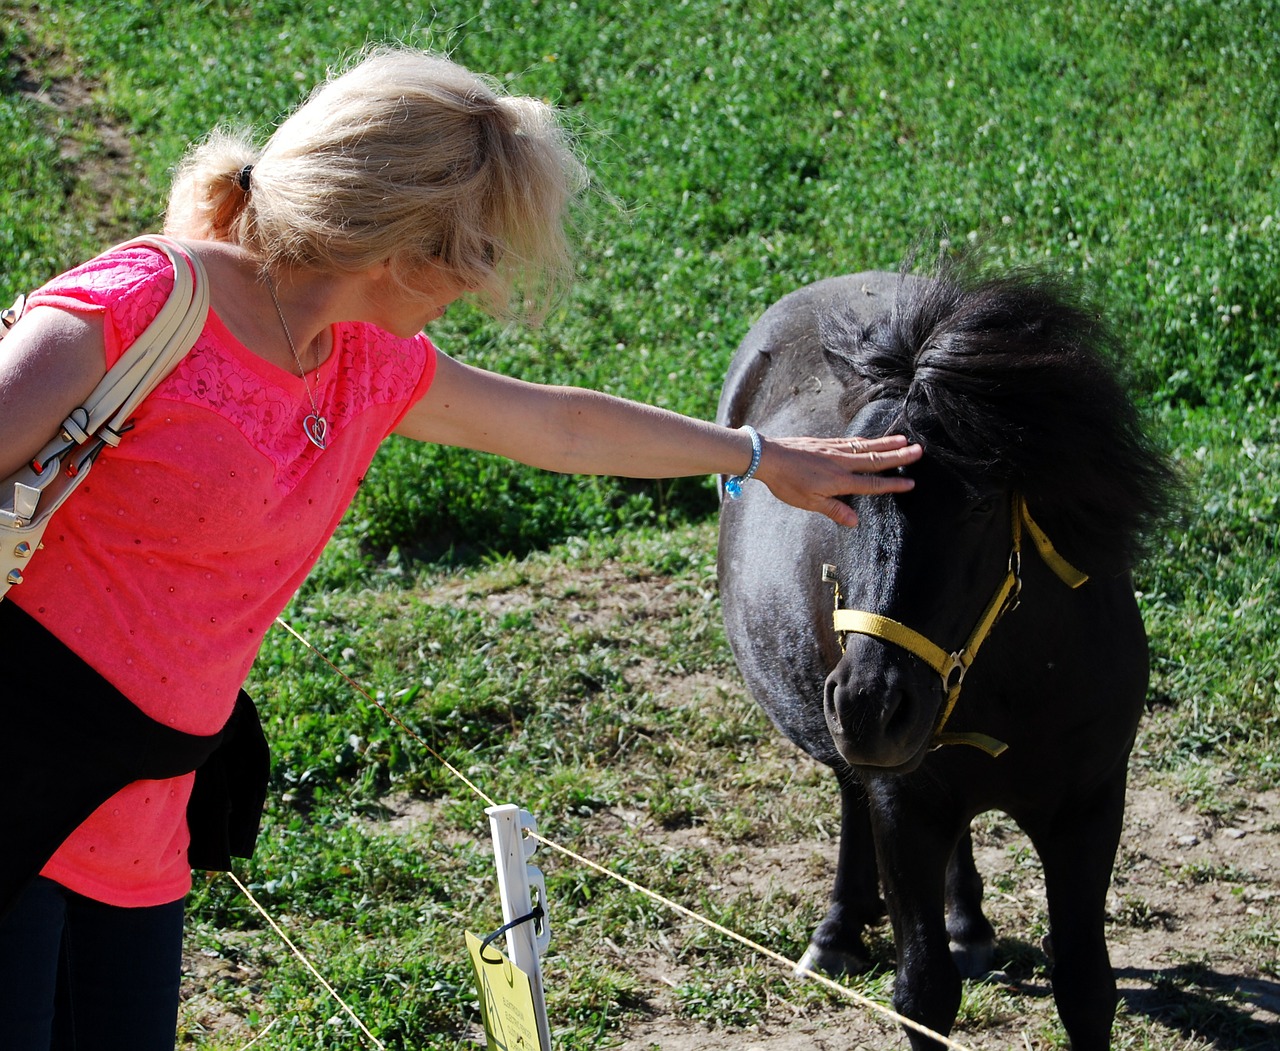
{"left": 219, "top": 616, "right": 977, "bottom": 1051}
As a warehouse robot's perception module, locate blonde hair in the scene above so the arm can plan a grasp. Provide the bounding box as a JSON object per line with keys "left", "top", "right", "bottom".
{"left": 165, "top": 47, "right": 588, "bottom": 323}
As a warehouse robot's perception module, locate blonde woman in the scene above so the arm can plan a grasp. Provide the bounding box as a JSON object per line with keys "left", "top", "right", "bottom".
{"left": 0, "top": 47, "right": 920, "bottom": 1048}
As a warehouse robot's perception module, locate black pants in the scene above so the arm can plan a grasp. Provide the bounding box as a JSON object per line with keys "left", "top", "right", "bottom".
{"left": 0, "top": 877, "right": 184, "bottom": 1051}
{"left": 0, "top": 602, "right": 267, "bottom": 1047}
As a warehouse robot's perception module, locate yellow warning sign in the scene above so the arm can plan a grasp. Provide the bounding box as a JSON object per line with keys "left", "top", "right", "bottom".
{"left": 465, "top": 930, "right": 544, "bottom": 1051}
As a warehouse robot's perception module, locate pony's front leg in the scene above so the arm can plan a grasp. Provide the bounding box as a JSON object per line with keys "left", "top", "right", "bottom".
{"left": 945, "top": 828, "right": 995, "bottom": 978}
{"left": 1024, "top": 775, "right": 1127, "bottom": 1051}
{"left": 797, "top": 774, "right": 883, "bottom": 976}
{"left": 871, "top": 801, "right": 964, "bottom": 1050}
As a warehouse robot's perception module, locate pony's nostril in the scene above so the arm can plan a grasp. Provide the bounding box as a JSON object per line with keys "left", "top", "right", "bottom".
{"left": 823, "top": 676, "right": 846, "bottom": 735}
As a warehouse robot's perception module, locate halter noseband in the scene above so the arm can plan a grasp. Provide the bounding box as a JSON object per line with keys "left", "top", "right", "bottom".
{"left": 823, "top": 495, "right": 1088, "bottom": 758}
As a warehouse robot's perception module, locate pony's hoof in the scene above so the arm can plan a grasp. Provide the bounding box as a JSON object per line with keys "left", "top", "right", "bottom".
{"left": 795, "top": 942, "right": 872, "bottom": 978}
{"left": 949, "top": 938, "right": 995, "bottom": 979}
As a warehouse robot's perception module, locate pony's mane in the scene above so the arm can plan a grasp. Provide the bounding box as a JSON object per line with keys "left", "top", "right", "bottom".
{"left": 821, "top": 259, "right": 1179, "bottom": 572}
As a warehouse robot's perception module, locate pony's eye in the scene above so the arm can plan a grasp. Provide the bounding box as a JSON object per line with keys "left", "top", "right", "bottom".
{"left": 971, "top": 497, "right": 997, "bottom": 516}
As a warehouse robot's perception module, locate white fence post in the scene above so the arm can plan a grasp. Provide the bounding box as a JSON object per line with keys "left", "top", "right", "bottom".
{"left": 486, "top": 803, "right": 552, "bottom": 1051}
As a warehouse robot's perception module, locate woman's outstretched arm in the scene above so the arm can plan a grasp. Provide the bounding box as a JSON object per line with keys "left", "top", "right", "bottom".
{"left": 395, "top": 350, "right": 921, "bottom": 527}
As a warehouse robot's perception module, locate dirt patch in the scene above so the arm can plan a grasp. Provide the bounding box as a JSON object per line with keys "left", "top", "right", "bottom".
{"left": 180, "top": 931, "right": 267, "bottom": 1044}
{"left": 182, "top": 561, "right": 1278, "bottom": 1049}
{"left": 597, "top": 775, "right": 1279, "bottom": 1050}
{"left": 522, "top": 566, "right": 1280, "bottom": 1050}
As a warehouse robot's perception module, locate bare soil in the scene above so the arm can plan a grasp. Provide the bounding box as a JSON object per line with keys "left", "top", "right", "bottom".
{"left": 452, "top": 557, "right": 1280, "bottom": 1051}
{"left": 600, "top": 775, "right": 1279, "bottom": 1051}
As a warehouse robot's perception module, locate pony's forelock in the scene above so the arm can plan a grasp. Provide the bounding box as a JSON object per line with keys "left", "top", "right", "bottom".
{"left": 821, "top": 259, "right": 1179, "bottom": 571}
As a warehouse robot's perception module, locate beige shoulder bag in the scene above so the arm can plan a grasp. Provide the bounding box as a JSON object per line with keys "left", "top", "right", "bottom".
{"left": 1, "top": 235, "right": 210, "bottom": 600}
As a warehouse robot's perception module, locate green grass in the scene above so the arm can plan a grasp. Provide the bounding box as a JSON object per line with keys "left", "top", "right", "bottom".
{"left": 3, "top": 0, "right": 1278, "bottom": 1047}
{"left": 6, "top": 0, "right": 1279, "bottom": 556}
{"left": 1135, "top": 404, "right": 1279, "bottom": 801}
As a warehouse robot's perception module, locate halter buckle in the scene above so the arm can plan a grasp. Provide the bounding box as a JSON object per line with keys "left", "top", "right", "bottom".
{"left": 823, "top": 564, "right": 847, "bottom": 651}
{"left": 942, "top": 651, "right": 967, "bottom": 692}
{"left": 1005, "top": 549, "right": 1023, "bottom": 615}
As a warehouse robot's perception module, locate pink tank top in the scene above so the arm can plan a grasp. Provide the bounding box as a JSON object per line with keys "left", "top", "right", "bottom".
{"left": 14, "top": 243, "right": 437, "bottom": 904}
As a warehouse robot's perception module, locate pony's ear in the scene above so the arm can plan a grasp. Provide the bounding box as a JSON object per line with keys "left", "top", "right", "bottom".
{"left": 823, "top": 345, "right": 889, "bottom": 424}
{"left": 819, "top": 309, "right": 870, "bottom": 392}
{"left": 821, "top": 344, "right": 864, "bottom": 390}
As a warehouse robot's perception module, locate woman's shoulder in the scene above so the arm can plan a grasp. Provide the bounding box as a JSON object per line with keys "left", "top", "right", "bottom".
{"left": 27, "top": 240, "right": 187, "bottom": 368}
{"left": 31, "top": 240, "right": 178, "bottom": 312}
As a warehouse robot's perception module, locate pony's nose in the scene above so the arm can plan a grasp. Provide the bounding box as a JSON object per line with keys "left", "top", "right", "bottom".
{"left": 823, "top": 647, "right": 935, "bottom": 768}
{"left": 823, "top": 668, "right": 904, "bottom": 751}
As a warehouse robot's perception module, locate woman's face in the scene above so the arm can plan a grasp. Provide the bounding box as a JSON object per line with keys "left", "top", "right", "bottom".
{"left": 369, "top": 262, "right": 472, "bottom": 337}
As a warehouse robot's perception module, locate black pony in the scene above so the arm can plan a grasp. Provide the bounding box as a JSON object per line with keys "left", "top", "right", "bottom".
{"left": 716, "top": 262, "right": 1176, "bottom": 1050}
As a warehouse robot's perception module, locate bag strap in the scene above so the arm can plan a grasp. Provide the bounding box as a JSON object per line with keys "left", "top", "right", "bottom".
{"left": 26, "top": 235, "right": 210, "bottom": 469}
{"left": 2, "top": 237, "right": 209, "bottom": 597}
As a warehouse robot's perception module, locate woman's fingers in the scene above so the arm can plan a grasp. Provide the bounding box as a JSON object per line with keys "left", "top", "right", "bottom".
{"left": 780, "top": 434, "right": 923, "bottom": 481}
{"left": 843, "top": 438, "right": 922, "bottom": 478}
{"left": 819, "top": 497, "right": 860, "bottom": 529}
{"left": 750, "top": 433, "right": 923, "bottom": 521}
{"left": 844, "top": 433, "right": 913, "bottom": 454}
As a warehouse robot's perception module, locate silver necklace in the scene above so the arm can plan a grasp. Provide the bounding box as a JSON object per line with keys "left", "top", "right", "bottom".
{"left": 264, "top": 271, "right": 328, "bottom": 450}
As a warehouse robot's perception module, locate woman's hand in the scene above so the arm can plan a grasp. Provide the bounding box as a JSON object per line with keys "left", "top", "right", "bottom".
{"left": 750, "top": 433, "right": 921, "bottom": 528}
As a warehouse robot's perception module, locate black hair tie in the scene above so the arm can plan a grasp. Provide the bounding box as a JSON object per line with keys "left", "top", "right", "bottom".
{"left": 237, "top": 164, "right": 254, "bottom": 192}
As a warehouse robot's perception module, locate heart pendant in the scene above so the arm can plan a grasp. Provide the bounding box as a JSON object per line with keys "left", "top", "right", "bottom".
{"left": 304, "top": 413, "right": 329, "bottom": 451}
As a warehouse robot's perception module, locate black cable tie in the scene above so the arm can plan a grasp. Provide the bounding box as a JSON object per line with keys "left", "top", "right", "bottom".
{"left": 479, "top": 905, "right": 545, "bottom": 965}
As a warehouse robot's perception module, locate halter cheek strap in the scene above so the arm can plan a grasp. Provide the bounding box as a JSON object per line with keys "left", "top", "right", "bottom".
{"left": 825, "top": 495, "right": 1088, "bottom": 758}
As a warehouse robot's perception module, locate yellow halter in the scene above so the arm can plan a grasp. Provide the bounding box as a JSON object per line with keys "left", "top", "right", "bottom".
{"left": 823, "top": 495, "right": 1088, "bottom": 758}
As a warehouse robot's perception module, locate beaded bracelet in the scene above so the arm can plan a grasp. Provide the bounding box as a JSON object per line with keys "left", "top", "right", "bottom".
{"left": 724, "top": 425, "right": 762, "bottom": 499}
